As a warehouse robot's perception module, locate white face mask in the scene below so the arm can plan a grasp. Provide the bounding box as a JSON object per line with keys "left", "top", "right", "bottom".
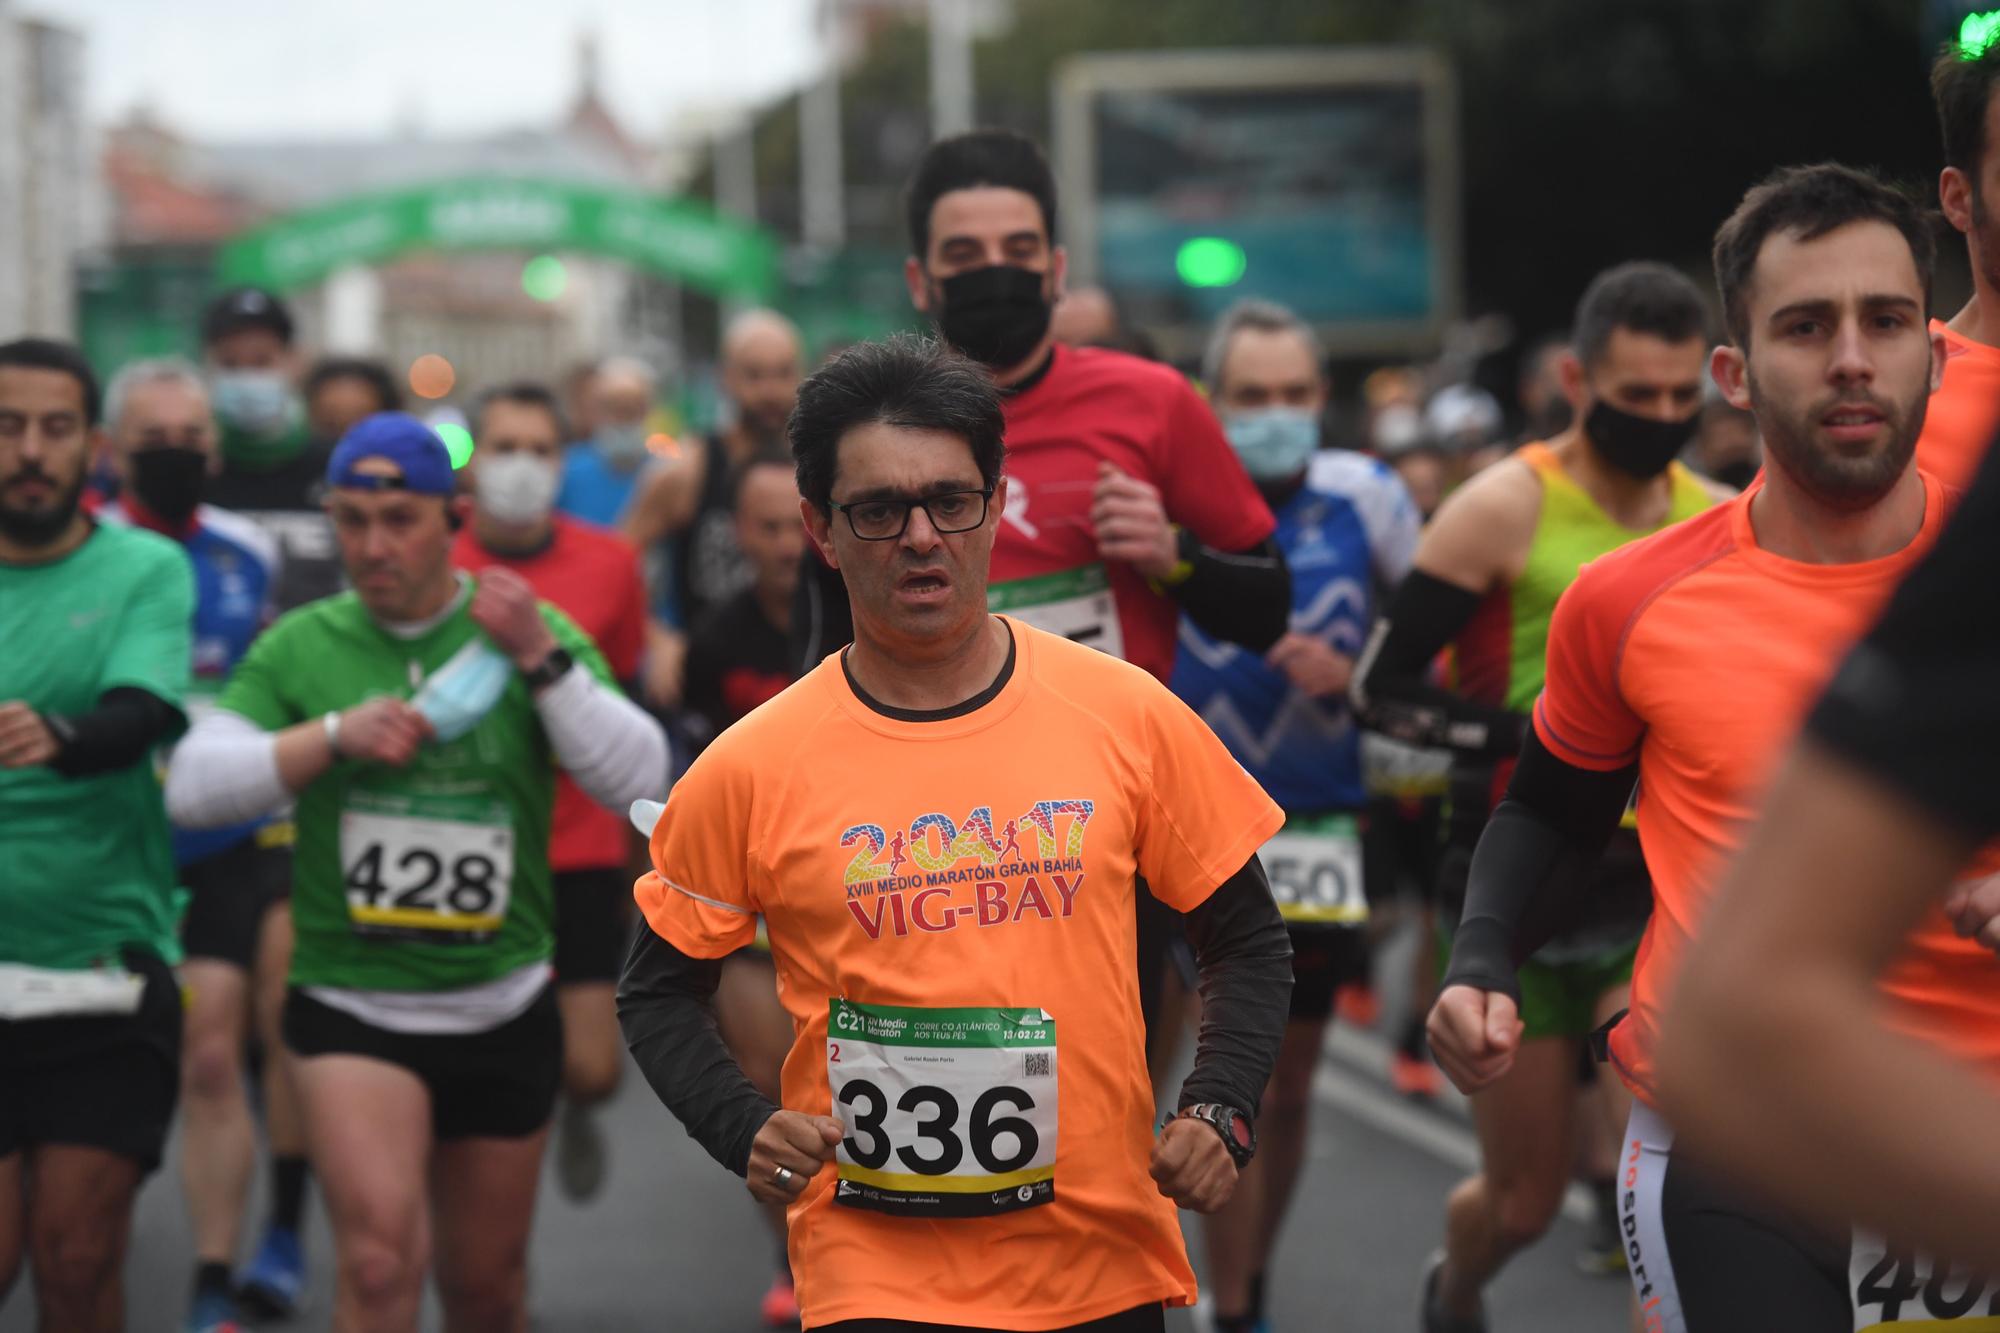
{"left": 476, "top": 452, "right": 561, "bottom": 525}
{"left": 595, "top": 423, "right": 650, "bottom": 466}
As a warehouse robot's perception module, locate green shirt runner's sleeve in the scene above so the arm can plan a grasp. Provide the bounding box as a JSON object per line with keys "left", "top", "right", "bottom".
{"left": 98, "top": 538, "right": 195, "bottom": 734}
{"left": 538, "top": 601, "right": 619, "bottom": 691}
{"left": 214, "top": 618, "right": 303, "bottom": 730}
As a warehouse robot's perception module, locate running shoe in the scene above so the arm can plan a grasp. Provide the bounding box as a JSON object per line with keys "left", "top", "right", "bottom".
{"left": 1575, "top": 1186, "right": 1628, "bottom": 1276}
{"left": 556, "top": 1098, "right": 609, "bottom": 1202}
{"left": 184, "top": 1288, "right": 247, "bottom": 1333}
{"left": 760, "top": 1271, "right": 801, "bottom": 1327}
{"left": 1392, "top": 1050, "right": 1445, "bottom": 1100}
{"left": 1419, "top": 1250, "right": 1489, "bottom": 1333}
{"left": 1334, "top": 982, "right": 1380, "bottom": 1028}
{"left": 235, "top": 1225, "right": 305, "bottom": 1320}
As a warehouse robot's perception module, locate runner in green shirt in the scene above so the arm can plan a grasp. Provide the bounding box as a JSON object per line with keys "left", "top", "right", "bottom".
{"left": 166, "top": 412, "right": 668, "bottom": 1332}
{"left": 0, "top": 338, "right": 194, "bottom": 1333}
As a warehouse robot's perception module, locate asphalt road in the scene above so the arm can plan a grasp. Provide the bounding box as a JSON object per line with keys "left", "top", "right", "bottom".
{"left": 1, "top": 928, "right": 1634, "bottom": 1332}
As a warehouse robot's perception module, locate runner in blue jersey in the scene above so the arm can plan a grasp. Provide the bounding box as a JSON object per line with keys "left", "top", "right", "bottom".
{"left": 99, "top": 359, "right": 309, "bottom": 1332}
{"left": 1172, "top": 301, "right": 1418, "bottom": 1333}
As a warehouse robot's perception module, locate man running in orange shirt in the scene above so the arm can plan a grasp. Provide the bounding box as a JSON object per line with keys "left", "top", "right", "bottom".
{"left": 618, "top": 335, "right": 1293, "bottom": 1332}
{"left": 1427, "top": 162, "right": 1999, "bottom": 1332}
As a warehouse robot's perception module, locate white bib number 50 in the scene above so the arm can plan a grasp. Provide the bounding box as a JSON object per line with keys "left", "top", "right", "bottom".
{"left": 1261, "top": 812, "right": 1367, "bottom": 927}
{"left": 828, "top": 999, "right": 1057, "bottom": 1218}
{"left": 1851, "top": 1232, "right": 2000, "bottom": 1329}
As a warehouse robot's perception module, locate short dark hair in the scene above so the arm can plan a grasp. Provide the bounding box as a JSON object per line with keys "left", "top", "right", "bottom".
{"left": 1712, "top": 162, "right": 1936, "bottom": 348}
{"left": 201, "top": 287, "right": 295, "bottom": 347}
{"left": 1572, "top": 262, "right": 1709, "bottom": 368}
{"left": 730, "top": 449, "right": 798, "bottom": 508}
{"left": 788, "top": 335, "right": 1004, "bottom": 516}
{"left": 905, "top": 130, "right": 1057, "bottom": 259}
{"left": 1932, "top": 37, "right": 2000, "bottom": 179}
{"left": 471, "top": 381, "right": 570, "bottom": 442}
{"left": 0, "top": 338, "right": 102, "bottom": 426}
{"left": 306, "top": 356, "right": 402, "bottom": 414}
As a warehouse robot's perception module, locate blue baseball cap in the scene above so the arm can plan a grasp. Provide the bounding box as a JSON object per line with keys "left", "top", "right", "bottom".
{"left": 326, "top": 412, "right": 457, "bottom": 496}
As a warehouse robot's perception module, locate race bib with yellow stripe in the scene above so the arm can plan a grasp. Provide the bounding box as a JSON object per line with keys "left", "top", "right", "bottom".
{"left": 828, "top": 999, "right": 1057, "bottom": 1218}
{"left": 1851, "top": 1232, "right": 2000, "bottom": 1330}
{"left": 339, "top": 791, "right": 514, "bottom": 943}
{"left": 1261, "top": 811, "right": 1367, "bottom": 927}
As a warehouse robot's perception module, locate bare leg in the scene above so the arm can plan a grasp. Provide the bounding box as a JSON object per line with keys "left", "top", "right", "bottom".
{"left": 0, "top": 1153, "right": 23, "bottom": 1302}
{"left": 255, "top": 905, "right": 306, "bottom": 1162}
{"left": 26, "top": 1144, "right": 142, "bottom": 1333}
{"left": 294, "top": 1054, "right": 432, "bottom": 1333}
{"left": 431, "top": 1130, "right": 550, "bottom": 1333}
{"left": 557, "top": 983, "right": 623, "bottom": 1106}
{"left": 1436, "top": 1037, "right": 1579, "bottom": 1319}
{"left": 179, "top": 959, "right": 255, "bottom": 1266}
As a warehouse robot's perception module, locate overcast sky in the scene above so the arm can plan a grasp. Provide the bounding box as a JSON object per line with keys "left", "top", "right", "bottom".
{"left": 22, "top": 0, "right": 824, "bottom": 141}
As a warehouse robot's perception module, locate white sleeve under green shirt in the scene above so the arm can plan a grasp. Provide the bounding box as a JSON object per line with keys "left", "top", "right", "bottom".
{"left": 213, "top": 579, "right": 617, "bottom": 995}
{"left": 0, "top": 523, "right": 193, "bottom": 972}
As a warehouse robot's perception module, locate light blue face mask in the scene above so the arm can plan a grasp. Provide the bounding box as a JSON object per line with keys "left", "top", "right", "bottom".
{"left": 1224, "top": 407, "right": 1320, "bottom": 481}
{"left": 595, "top": 424, "right": 650, "bottom": 467}
{"left": 210, "top": 370, "right": 296, "bottom": 435}
{"left": 410, "top": 639, "right": 514, "bottom": 743}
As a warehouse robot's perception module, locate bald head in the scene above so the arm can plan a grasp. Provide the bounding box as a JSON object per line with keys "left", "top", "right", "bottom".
{"left": 589, "top": 356, "right": 656, "bottom": 430}
{"left": 721, "top": 309, "right": 803, "bottom": 445}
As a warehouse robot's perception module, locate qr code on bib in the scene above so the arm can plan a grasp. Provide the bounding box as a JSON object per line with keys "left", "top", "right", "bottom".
{"left": 1024, "top": 1052, "right": 1053, "bottom": 1078}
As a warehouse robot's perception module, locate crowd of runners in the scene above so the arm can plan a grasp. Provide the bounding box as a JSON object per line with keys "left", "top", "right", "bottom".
{"left": 8, "top": 30, "right": 2000, "bottom": 1333}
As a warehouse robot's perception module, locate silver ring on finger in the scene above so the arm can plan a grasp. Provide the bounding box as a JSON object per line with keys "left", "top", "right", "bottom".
{"left": 772, "top": 1165, "right": 795, "bottom": 1187}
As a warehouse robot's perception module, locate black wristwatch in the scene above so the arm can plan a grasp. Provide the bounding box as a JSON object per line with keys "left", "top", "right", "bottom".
{"left": 523, "top": 646, "right": 575, "bottom": 693}
{"left": 1178, "top": 1102, "right": 1256, "bottom": 1168}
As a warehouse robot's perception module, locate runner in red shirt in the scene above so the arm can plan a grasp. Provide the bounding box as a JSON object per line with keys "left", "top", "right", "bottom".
{"left": 450, "top": 381, "right": 648, "bottom": 1204}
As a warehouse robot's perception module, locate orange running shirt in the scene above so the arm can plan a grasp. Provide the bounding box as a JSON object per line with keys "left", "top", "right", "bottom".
{"left": 1533, "top": 475, "right": 2000, "bottom": 1103}
{"left": 1916, "top": 319, "right": 2000, "bottom": 490}
{"left": 636, "top": 619, "right": 1283, "bottom": 1330}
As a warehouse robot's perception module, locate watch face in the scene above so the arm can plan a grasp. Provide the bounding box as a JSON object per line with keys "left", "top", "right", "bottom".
{"left": 1228, "top": 1113, "right": 1252, "bottom": 1149}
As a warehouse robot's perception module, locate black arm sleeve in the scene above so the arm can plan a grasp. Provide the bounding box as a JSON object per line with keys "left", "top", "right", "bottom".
{"left": 1175, "top": 856, "right": 1294, "bottom": 1118}
{"left": 1166, "top": 537, "right": 1290, "bottom": 654}
{"left": 44, "top": 686, "right": 183, "bottom": 779}
{"left": 1350, "top": 569, "right": 1529, "bottom": 759}
{"left": 789, "top": 549, "right": 852, "bottom": 678}
{"left": 616, "top": 925, "right": 779, "bottom": 1176}
{"left": 1439, "top": 732, "right": 1638, "bottom": 1002}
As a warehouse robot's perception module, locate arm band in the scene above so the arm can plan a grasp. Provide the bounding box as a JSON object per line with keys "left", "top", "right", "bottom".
{"left": 1176, "top": 856, "right": 1295, "bottom": 1117}
{"left": 1350, "top": 569, "right": 1529, "bottom": 759}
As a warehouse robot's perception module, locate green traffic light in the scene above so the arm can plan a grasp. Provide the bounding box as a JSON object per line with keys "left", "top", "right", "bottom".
{"left": 522, "top": 255, "right": 568, "bottom": 301}
{"left": 1962, "top": 9, "right": 2000, "bottom": 59}
{"left": 1176, "top": 237, "right": 1247, "bottom": 288}
{"left": 437, "top": 423, "right": 475, "bottom": 470}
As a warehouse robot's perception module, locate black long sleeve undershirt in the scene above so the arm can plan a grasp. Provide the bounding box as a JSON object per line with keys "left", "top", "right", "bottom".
{"left": 1164, "top": 536, "right": 1290, "bottom": 655}
{"left": 42, "top": 686, "right": 183, "bottom": 779}
{"left": 1350, "top": 569, "right": 1529, "bottom": 760}
{"left": 616, "top": 854, "right": 1294, "bottom": 1175}
{"left": 1438, "top": 731, "right": 1638, "bottom": 1003}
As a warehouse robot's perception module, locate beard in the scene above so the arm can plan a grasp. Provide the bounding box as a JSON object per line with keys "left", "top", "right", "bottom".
{"left": 0, "top": 467, "right": 86, "bottom": 547}
{"left": 1748, "top": 367, "right": 1924, "bottom": 513}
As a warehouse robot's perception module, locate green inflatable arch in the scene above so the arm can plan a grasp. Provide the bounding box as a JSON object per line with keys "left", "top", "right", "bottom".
{"left": 214, "top": 177, "right": 778, "bottom": 299}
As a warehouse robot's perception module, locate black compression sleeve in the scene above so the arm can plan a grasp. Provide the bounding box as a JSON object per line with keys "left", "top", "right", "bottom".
{"left": 1176, "top": 856, "right": 1294, "bottom": 1117}
{"left": 1440, "top": 732, "right": 1638, "bottom": 1002}
{"left": 1166, "top": 537, "right": 1290, "bottom": 654}
{"left": 44, "top": 686, "right": 184, "bottom": 779}
{"left": 789, "top": 549, "right": 852, "bottom": 677}
{"left": 616, "top": 926, "right": 779, "bottom": 1176}
{"left": 1350, "top": 569, "right": 1529, "bottom": 758}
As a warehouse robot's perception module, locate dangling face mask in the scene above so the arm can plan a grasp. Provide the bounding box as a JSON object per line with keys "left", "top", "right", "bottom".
{"left": 128, "top": 446, "right": 210, "bottom": 523}
{"left": 410, "top": 637, "right": 515, "bottom": 743}
{"left": 1224, "top": 407, "right": 1320, "bottom": 482}
{"left": 476, "top": 452, "right": 561, "bottom": 525}
{"left": 210, "top": 370, "right": 296, "bottom": 436}
{"left": 1584, "top": 400, "right": 1700, "bottom": 479}
{"left": 931, "top": 265, "right": 1053, "bottom": 370}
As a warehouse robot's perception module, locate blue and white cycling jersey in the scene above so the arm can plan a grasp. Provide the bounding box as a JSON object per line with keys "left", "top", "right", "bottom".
{"left": 104, "top": 501, "right": 280, "bottom": 864}
{"left": 1172, "top": 451, "right": 1418, "bottom": 814}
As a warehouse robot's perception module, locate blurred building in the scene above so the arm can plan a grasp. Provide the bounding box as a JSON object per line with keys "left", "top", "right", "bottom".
{"left": 89, "top": 34, "right": 672, "bottom": 394}
{"left": 0, "top": 1, "right": 99, "bottom": 339}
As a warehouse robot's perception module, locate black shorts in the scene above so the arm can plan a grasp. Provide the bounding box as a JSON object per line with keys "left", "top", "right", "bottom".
{"left": 1361, "top": 793, "right": 1443, "bottom": 907}
{"left": 0, "top": 951, "right": 181, "bottom": 1173}
{"left": 553, "top": 866, "right": 633, "bottom": 985}
{"left": 282, "top": 984, "right": 562, "bottom": 1140}
{"left": 1287, "top": 925, "right": 1370, "bottom": 1022}
{"left": 180, "top": 833, "right": 291, "bottom": 969}
{"left": 818, "top": 1303, "right": 1163, "bottom": 1332}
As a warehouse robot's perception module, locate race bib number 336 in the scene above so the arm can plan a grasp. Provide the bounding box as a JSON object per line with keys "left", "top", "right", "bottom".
{"left": 827, "top": 999, "right": 1057, "bottom": 1218}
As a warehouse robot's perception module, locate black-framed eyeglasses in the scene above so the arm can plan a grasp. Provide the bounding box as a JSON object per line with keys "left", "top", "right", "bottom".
{"left": 829, "top": 488, "right": 993, "bottom": 541}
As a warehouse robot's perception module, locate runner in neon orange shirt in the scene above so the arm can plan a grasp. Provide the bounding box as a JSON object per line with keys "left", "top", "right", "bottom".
{"left": 1427, "top": 163, "right": 2000, "bottom": 1332}
{"left": 618, "top": 336, "right": 1292, "bottom": 1333}
{"left": 1920, "top": 34, "right": 2000, "bottom": 489}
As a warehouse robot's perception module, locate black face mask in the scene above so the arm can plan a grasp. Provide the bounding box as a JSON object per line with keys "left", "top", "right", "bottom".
{"left": 1584, "top": 400, "right": 1699, "bottom": 479}
{"left": 129, "top": 446, "right": 209, "bottom": 523}
{"left": 933, "top": 265, "right": 1052, "bottom": 370}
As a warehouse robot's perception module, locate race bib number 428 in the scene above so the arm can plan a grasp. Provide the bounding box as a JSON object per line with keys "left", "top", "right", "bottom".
{"left": 1851, "top": 1232, "right": 2000, "bottom": 1330}
{"left": 340, "top": 799, "right": 514, "bottom": 944}
{"left": 827, "top": 999, "right": 1057, "bottom": 1218}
